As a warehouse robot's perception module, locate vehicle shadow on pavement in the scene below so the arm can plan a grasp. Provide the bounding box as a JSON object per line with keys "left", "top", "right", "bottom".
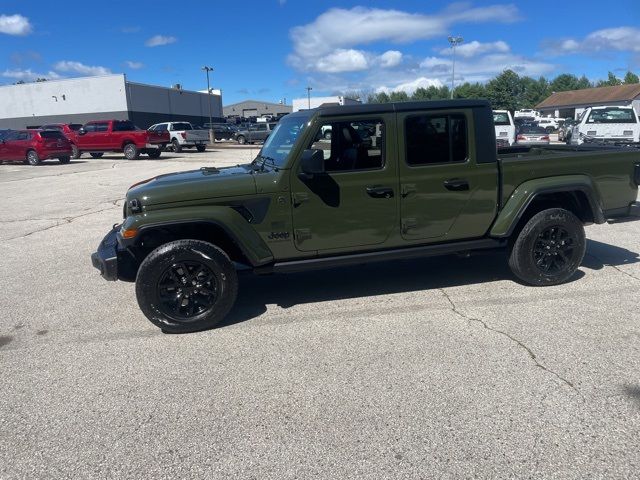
{"left": 624, "top": 385, "right": 640, "bottom": 408}
{"left": 220, "top": 239, "right": 639, "bottom": 328}
{"left": 222, "top": 252, "right": 513, "bottom": 328}
{"left": 581, "top": 239, "right": 640, "bottom": 270}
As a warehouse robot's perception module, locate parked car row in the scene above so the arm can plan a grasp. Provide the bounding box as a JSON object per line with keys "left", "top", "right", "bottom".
{"left": 0, "top": 129, "right": 72, "bottom": 165}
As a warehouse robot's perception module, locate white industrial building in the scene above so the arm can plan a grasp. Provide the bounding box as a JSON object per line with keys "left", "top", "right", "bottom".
{"left": 292, "top": 95, "right": 361, "bottom": 112}
{"left": 0, "top": 73, "right": 223, "bottom": 129}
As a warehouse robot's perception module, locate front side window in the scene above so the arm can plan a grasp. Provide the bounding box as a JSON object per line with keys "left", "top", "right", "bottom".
{"left": 83, "top": 124, "right": 97, "bottom": 133}
{"left": 308, "top": 119, "right": 384, "bottom": 172}
{"left": 155, "top": 124, "right": 168, "bottom": 132}
{"left": 587, "top": 108, "right": 637, "bottom": 124}
{"left": 95, "top": 122, "right": 109, "bottom": 132}
{"left": 405, "top": 114, "right": 468, "bottom": 166}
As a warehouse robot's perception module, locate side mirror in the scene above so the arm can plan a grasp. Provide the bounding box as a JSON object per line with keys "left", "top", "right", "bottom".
{"left": 78, "top": 127, "right": 86, "bottom": 135}
{"left": 299, "top": 149, "right": 324, "bottom": 180}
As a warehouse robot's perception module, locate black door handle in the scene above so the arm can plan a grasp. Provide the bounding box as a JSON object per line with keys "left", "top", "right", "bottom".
{"left": 443, "top": 179, "right": 469, "bottom": 191}
{"left": 366, "top": 186, "right": 394, "bottom": 198}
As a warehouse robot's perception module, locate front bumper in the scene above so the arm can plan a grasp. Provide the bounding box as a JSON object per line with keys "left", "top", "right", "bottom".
{"left": 91, "top": 226, "right": 120, "bottom": 281}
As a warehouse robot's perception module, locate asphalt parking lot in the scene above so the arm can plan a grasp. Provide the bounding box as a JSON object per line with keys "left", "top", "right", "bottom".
{"left": 1, "top": 146, "right": 639, "bottom": 479}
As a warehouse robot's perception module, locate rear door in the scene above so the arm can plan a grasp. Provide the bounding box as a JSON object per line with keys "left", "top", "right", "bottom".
{"left": 398, "top": 109, "right": 498, "bottom": 242}
{"left": 290, "top": 115, "right": 397, "bottom": 252}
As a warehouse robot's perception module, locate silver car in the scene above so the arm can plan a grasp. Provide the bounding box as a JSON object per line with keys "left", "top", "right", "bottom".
{"left": 233, "top": 122, "right": 277, "bottom": 145}
{"left": 516, "top": 126, "right": 550, "bottom": 146}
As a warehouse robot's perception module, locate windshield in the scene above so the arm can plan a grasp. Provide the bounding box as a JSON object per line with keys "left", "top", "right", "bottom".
{"left": 493, "top": 112, "right": 511, "bottom": 126}
{"left": 259, "top": 114, "right": 310, "bottom": 168}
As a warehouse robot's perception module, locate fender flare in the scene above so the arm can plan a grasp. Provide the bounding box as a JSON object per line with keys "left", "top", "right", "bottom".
{"left": 490, "top": 175, "right": 605, "bottom": 238}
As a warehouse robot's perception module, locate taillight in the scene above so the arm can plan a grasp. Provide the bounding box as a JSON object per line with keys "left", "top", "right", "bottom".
{"left": 181, "top": 132, "right": 187, "bottom": 139}
{"left": 541, "top": 136, "right": 549, "bottom": 141}
{"left": 517, "top": 134, "right": 525, "bottom": 140}
{"left": 35, "top": 133, "right": 44, "bottom": 143}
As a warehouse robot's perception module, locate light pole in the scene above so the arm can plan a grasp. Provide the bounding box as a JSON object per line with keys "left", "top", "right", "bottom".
{"left": 447, "top": 35, "right": 463, "bottom": 99}
{"left": 306, "top": 86, "right": 312, "bottom": 109}
{"left": 202, "top": 66, "right": 214, "bottom": 143}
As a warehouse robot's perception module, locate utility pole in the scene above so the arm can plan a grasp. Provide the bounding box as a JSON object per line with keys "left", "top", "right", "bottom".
{"left": 447, "top": 36, "right": 463, "bottom": 99}
{"left": 202, "top": 66, "right": 214, "bottom": 143}
{"left": 306, "top": 86, "right": 312, "bottom": 109}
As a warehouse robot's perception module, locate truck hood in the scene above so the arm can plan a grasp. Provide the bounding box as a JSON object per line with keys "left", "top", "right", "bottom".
{"left": 127, "top": 164, "right": 257, "bottom": 207}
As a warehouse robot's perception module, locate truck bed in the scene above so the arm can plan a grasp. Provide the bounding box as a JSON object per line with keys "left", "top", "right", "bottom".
{"left": 498, "top": 145, "right": 640, "bottom": 215}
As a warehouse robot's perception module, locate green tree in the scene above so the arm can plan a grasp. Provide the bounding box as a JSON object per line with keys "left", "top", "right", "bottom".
{"left": 596, "top": 71, "right": 622, "bottom": 87}
{"left": 485, "top": 69, "right": 524, "bottom": 111}
{"left": 412, "top": 85, "right": 450, "bottom": 101}
{"left": 453, "top": 82, "right": 487, "bottom": 99}
{"left": 549, "top": 74, "right": 584, "bottom": 92}
{"left": 389, "top": 91, "right": 409, "bottom": 102}
{"left": 623, "top": 71, "right": 639, "bottom": 84}
{"left": 577, "top": 75, "right": 592, "bottom": 89}
{"left": 367, "top": 91, "right": 390, "bottom": 103}
{"left": 521, "top": 76, "right": 550, "bottom": 108}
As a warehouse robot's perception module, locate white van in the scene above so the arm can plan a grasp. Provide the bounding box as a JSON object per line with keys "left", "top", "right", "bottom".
{"left": 571, "top": 106, "right": 640, "bottom": 145}
{"left": 493, "top": 110, "right": 516, "bottom": 146}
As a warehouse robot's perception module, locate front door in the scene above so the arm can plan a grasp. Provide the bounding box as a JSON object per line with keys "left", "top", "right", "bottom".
{"left": 397, "top": 109, "right": 498, "bottom": 242}
{"left": 291, "top": 115, "right": 398, "bottom": 252}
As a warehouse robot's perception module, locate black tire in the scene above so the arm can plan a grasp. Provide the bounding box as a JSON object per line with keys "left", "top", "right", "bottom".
{"left": 26, "top": 150, "right": 40, "bottom": 166}
{"left": 508, "top": 208, "right": 586, "bottom": 286}
{"left": 324, "top": 130, "right": 332, "bottom": 140}
{"left": 135, "top": 240, "right": 238, "bottom": 333}
{"left": 196, "top": 145, "right": 206, "bottom": 152}
{"left": 70, "top": 144, "right": 81, "bottom": 159}
{"left": 147, "top": 149, "right": 162, "bottom": 159}
{"left": 58, "top": 156, "right": 70, "bottom": 164}
{"left": 237, "top": 135, "right": 246, "bottom": 145}
{"left": 90, "top": 152, "right": 104, "bottom": 159}
{"left": 123, "top": 143, "right": 139, "bottom": 160}
{"left": 545, "top": 127, "right": 554, "bottom": 134}
{"left": 172, "top": 139, "right": 182, "bottom": 153}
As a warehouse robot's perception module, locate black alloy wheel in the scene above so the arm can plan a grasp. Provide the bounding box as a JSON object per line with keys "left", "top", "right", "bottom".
{"left": 532, "top": 226, "right": 576, "bottom": 274}
{"left": 157, "top": 261, "right": 219, "bottom": 321}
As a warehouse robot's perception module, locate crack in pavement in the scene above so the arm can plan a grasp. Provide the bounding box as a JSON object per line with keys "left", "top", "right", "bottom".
{"left": 585, "top": 253, "right": 640, "bottom": 282}
{"left": 1, "top": 205, "right": 121, "bottom": 242}
{"left": 439, "top": 288, "right": 585, "bottom": 401}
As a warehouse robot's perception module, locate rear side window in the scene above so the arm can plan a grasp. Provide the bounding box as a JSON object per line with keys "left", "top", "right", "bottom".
{"left": 405, "top": 114, "right": 468, "bottom": 165}
{"left": 41, "top": 125, "right": 62, "bottom": 131}
{"left": 587, "top": 108, "right": 637, "bottom": 124}
{"left": 95, "top": 123, "right": 109, "bottom": 132}
{"left": 112, "top": 121, "right": 136, "bottom": 131}
{"left": 493, "top": 112, "right": 511, "bottom": 126}
{"left": 40, "top": 131, "right": 66, "bottom": 139}
{"left": 172, "top": 123, "right": 192, "bottom": 130}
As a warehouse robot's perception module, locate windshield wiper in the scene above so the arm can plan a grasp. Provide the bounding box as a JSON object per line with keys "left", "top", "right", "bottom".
{"left": 253, "top": 154, "right": 278, "bottom": 171}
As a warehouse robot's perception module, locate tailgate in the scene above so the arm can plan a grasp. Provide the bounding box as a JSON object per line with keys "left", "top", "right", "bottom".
{"left": 185, "top": 130, "right": 210, "bottom": 142}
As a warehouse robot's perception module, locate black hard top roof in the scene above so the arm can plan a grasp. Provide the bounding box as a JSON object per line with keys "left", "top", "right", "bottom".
{"left": 316, "top": 98, "right": 490, "bottom": 117}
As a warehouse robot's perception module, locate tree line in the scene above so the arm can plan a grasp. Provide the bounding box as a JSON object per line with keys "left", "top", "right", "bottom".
{"left": 364, "top": 70, "right": 640, "bottom": 111}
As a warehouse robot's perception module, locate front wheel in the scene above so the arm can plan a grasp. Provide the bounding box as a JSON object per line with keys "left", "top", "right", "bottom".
{"left": 172, "top": 139, "right": 182, "bottom": 153}
{"left": 236, "top": 135, "right": 246, "bottom": 145}
{"left": 58, "top": 156, "right": 70, "bottom": 164}
{"left": 147, "top": 149, "right": 162, "bottom": 159}
{"left": 135, "top": 240, "right": 239, "bottom": 333}
{"left": 196, "top": 145, "right": 206, "bottom": 152}
{"left": 70, "top": 144, "right": 81, "bottom": 159}
{"left": 123, "top": 143, "right": 139, "bottom": 160}
{"left": 508, "top": 208, "right": 586, "bottom": 286}
{"left": 26, "top": 150, "right": 40, "bottom": 166}
{"left": 90, "top": 152, "right": 104, "bottom": 159}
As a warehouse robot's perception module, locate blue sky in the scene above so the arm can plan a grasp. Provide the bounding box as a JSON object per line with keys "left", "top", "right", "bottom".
{"left": 0, "top": 0, "right": 638, "bottom": 105}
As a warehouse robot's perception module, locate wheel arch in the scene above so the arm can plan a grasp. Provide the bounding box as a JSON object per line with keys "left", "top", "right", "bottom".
{"left": 491, "top": 177, "right": 604, "bottom": 238}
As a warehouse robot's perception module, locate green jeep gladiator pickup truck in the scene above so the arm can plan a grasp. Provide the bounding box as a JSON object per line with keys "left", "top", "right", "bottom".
{"left": 91, "top": 99, "right": 640, "bottom": 333}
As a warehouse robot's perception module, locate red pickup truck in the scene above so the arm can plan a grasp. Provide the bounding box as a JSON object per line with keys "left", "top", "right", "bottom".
{"left": 75, "top": 120, "right": 170, "bottom": 159}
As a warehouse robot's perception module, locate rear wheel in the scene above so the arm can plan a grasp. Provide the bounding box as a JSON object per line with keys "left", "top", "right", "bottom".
{"left": 236, "top": 135, "right": 246, "bottom": 145}
{"left": 70, "top": 144, "right": 81, "bottom": 159}
{"left": 147, "top": 149, "right": 162, "bottom": 159}
{"left": 90, "top": 152, "right": 104, "bottom": 159}
{"left": 58, "top": 156, "right": 70, "bottom": 164}
{"left": 135, "top": 240, "right": 238, "bottom": 333}
{"left": 172, "top": 139, "right": 182, "bottom": 153}
{"left": 545, "top": 127, "right": 555, "bottom": 134}
{"left": 123, "top": 143, "right": 139, "bottom": 160}
{"left": 196, "top": 145, "right": 206, "bottom": 152}
{"left": 324, "top": 130, "right": 332, "bottom": 140}
{"left": 26, "top": 150, "right": 40, "bottom": 166}
{"left": 508, "top": 208, "right": 585, "bottom": 286}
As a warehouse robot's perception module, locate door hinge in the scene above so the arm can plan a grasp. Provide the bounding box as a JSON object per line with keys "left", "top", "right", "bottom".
{"left": 401, "top": 183, "right": 417, "bottom": 197}
{"left": 294, "top": 228, "right": 312, "bottom": 242}
{"left": 401, "top": 218, "right": 417, "bottom": 234}
{"left": 292, "top": 192, "right": 309, "bottom": 207}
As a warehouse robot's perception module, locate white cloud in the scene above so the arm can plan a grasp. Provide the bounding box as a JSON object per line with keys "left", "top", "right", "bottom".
{"left": 288, "top": 4, "right": 519, "bottom": 71}
{"left": 2, "top": 68, "right": 61, "bottom": 81}
{"left": 378, "top": 50, "right": 403, "bottom": 68}
{"left": 0, "top": 14, "right": 32, "bottom": 36}
{"left": 145, "top": 35, "right": 177, "bottom": 47}
{"left": 376, "top": 77, "right": 443, "bottom": 95}
{"left": 438, "top": 40, "right": 510, "bottom": 58}
{"left": 547, "top": 27, "right": 640, "bottom": 54}
{"left": 124, "top": 60, "right": 144, "bottom": 69}
{"left": 315, "top": 49, "right": 369, "bottom": 73}
{"left": 53, "top": 61, "right": 112, "bottom": 76}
